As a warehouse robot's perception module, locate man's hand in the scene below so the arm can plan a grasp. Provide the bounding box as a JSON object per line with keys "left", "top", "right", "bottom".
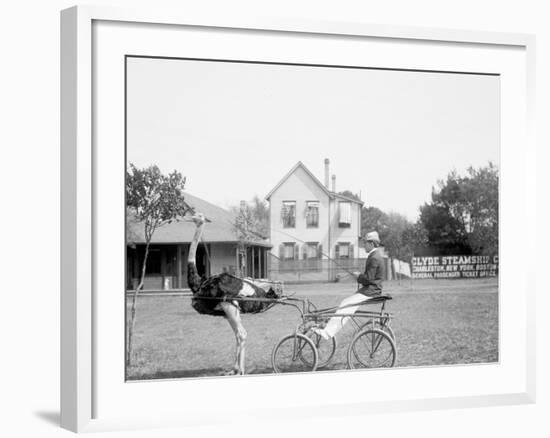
{"left": 356, "top": 272, "right": 367, "bottom": 285}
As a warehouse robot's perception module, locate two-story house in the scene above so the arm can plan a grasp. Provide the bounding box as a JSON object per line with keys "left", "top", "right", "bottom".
{"left": 265, "top": 159, "right": 363, "bottom": 282}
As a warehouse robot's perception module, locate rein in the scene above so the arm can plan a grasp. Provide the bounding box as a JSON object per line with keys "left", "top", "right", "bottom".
{"left": 270, "top": 227, "right": 361, "bottom": 277}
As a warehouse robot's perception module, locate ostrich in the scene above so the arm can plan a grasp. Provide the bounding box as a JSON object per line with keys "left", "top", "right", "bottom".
{"left": 185, "top": 212, "right": 280, "bottom": 375}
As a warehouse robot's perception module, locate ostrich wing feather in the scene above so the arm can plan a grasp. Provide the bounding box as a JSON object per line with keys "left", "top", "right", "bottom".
{"left": 191, "top": 273, "right": 278, "bottom": 316}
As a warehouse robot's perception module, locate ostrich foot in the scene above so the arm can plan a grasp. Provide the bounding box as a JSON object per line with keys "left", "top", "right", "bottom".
{"left": 223, "top": 367, "right": 244, "bottom": 376}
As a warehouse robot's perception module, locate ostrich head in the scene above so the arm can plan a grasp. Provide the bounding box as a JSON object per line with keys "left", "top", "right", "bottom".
{"left": 184, "top": 212, "right": 206, "bottom": 226}
{"left": 266, "top": 287, "right": 281, "bottom": 299}
{"left": 270, "top": 282, "right": 284, "bottom": 298}
{"left": 252, "top": 280, "right": 284, "bottom": 299}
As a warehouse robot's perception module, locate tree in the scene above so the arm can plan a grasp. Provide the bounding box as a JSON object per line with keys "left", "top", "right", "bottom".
{"left": 126, "top": 207, "right": 141, "bottom": 248}
{"left": 361, "top": 206, "right": 388, "bottom": 241}
{"left": 401, "top": 222, "right": 429, "bottom": 259}
{"left": 338, "top": 190, "right": 363, "bottom": 202}
{"left": 231, "top": 196, "right": 269, "bottom": 276}
{"left": 419, "top": 163, "right": 499, "bottom": 255}
{"left": 249, "top": 195, "right": 270, "bottom": 238}
{"left": 361, "top": 206, "right": 420, "bottom": 262}
{"left": 461, "top": 164, "right": 499, "bottom": 255}
{"left": 383, "top": 212, "right": 418, "bottom": 261}
{"left": 125, "top": 163, "right": 188, "bottom": 365}
{"left": 418, "top": 203, "right": 471, "bottom": 255}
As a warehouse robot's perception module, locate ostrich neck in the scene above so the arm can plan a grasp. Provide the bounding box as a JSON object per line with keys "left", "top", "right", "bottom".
{"left": 188, "top": 222, "right": 205, "bottom": 264}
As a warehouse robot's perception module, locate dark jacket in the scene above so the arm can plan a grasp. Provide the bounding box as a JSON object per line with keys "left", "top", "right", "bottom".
{"left": 356, "top": 249, "right": 385, "bottom": 296}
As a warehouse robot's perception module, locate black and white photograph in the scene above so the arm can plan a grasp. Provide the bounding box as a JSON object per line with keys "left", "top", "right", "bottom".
{"left": 124, "top": 56, "right": 499, "bottom": 380}
{"left": 4, "top": 0, "right": 548, "bottom": 435}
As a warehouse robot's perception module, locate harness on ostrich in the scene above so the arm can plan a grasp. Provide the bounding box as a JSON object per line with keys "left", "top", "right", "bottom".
{"left": 190, "top": 271, "right": 283, "bottom": 315}
{"left": 190, "top": 226, "right": 283, "bottom": 312}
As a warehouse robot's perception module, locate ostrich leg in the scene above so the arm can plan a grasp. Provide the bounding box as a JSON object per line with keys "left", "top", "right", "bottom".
{"left": 219, "top": 301, "right": 247, "bottom": 375}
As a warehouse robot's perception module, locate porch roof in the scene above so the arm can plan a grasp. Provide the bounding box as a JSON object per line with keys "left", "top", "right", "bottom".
{"left": 127, "top": 192, "right": 271, "bottom": 247}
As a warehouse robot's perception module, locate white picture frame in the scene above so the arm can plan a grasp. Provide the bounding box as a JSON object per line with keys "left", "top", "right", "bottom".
{"left": 60, "top": 5, "right": 536, "bottom": 433}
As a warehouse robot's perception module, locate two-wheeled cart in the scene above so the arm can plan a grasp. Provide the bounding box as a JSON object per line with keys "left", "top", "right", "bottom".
{"left": 270, "top": 295, "right": 396, "bottom": 373}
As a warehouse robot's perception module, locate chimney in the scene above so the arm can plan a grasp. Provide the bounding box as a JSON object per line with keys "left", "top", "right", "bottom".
{"left": 332, "top": 174, "right": 336, "bottom": 192}
{"left": 324, "top": 158, "right": 330, "bottom": 189}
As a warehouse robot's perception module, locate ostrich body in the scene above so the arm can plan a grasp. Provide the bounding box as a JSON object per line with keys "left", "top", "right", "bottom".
{"left": 186, "top": 213, "right": 279, "bottom": 375}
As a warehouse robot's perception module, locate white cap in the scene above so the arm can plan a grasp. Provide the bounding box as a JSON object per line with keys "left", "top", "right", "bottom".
{"left": 365, "top": 231, "right": 380, "bottom": 243}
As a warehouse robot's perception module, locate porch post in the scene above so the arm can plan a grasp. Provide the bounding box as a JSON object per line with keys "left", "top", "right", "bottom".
{"left": 176, "top": 244, "right": 182, "bottom": 289}
{"left": 258, "top": 247, "right": 265, "bottom": 278}
{"left": 250, "top": 246, "right": 256, "bottom": 278}
{"left": 161, "top": 249, "right": 167, "bottom": 290}
{"left": 252, "top": 247, "right": 258, "bottom": 278}
{"left": 207, "top": 244, "right": 211, "bottom": 277}
{"left": 235, "top": 245, "right": 239, "bottom": 276}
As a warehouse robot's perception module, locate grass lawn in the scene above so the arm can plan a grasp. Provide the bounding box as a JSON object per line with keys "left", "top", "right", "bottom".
{"left": 126, "top": 278, "right": 498, "bottom": 380}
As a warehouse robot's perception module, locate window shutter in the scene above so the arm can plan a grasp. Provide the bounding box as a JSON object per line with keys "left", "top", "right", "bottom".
{"left": 303, "top": 244, "right": 308, "bottom": 260}
{"left": 294, "top": 244, "right": 299, "bottom": 260}
{"left": 318, "top": 244, "right": 323, "bottom": 259}
{"left": 339, "top": 202, "right": 352, "bottom": 224}
{"left": 279, "top": 244, "right": 284, "bottom": 260}
{"left": 335, "top": 244, "right": 340, "bottom": 259}
{"left": 350, "top": 244, "right": 355, "bottom": 259}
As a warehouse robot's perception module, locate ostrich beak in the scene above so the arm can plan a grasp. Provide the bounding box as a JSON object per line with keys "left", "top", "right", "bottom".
{"left": 182, "top": 212, "right": 211, "bottom": 223}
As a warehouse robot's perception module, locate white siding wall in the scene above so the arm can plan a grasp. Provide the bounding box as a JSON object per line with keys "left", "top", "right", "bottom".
{"left": 269, "top": 166, "right": 330, "bottom": 259}
{"left": 268, "top": 165, "right": 362, "bottom": 260}
{"left": 329, "top": 199, "right": 361, "bottom": 258}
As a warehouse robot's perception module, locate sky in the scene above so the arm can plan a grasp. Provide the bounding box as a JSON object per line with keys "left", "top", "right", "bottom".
{"left": 126, "top": 57, "right": 499, "bottom": 220}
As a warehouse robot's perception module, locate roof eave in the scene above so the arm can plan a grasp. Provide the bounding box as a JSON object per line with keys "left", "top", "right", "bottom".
{"left": 265, "top": 161, "right": 331, "bottom": 201}
{"left": 329, "top": 192, "right": 364, "bottom": 205}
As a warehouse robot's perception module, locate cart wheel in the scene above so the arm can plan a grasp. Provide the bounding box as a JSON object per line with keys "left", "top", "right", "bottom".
{"left": 302, "top": 330, "right": 337, "bottom": 368}
{"left": 359, "top": 321, "right": 396, "bottom": 344}
{"left": 347, "top": 328, "right": 397, "bottom": 369}
{"left": 272, "top": 333, "right": 318, "bottom": 373}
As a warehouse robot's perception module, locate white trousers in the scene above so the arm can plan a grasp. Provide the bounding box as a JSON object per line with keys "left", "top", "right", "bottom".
{"left": 323, "top": 293, "right": 372, "bottom": 338}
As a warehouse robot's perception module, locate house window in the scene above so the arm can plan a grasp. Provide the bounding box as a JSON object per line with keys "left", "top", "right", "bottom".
{"left": 282, "top": 201, "right": 296, "bottom": 228}
{"left": 303, "top": 242, "right": 322, "bottom": 271}
{"left": 306, "top": 201, "right": 319, "bottom": 228}
{"left": 338, "top": 202, "right": 352, "bottom": 227}
{"left": 303, "top": 242, "right": 320, "bottom": 260}
{"left": 336, "top": 242, "right": 351, "bottom": 259}
{"left": 282, "top": 242, "right": 296, "bottom": 260}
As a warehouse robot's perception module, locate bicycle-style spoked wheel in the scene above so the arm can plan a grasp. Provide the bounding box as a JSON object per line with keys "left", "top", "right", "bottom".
{"left": 301, "top": 330, "right": 336, "bottom": 368}
{"left": 358, "top": 320, "right": 396, "bottom": 344}
{"left": 347, "top": 328, "right": 397, "bottom": 369}
{"left": 272, "top": 333, "right": 318, "bottom": 373}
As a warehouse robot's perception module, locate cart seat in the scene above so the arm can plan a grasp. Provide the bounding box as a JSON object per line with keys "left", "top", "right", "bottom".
{"left": 365, "top": 294, "right": 392, "bottom": 304}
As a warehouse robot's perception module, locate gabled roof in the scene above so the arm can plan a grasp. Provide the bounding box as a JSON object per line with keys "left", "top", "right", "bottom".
{"left": 265, "top": 161, "right": 363, "bottom": 205}
{"left": 265, "top": 161, "right": 329, "bottom": 200}
{"left": 127, "top": 192, "right": 271, "bottom": 246}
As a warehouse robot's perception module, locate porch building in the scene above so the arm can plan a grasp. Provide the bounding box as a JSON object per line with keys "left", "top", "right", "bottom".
{"left": 126, "top": 192, "right": 271, "bottom": 292}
